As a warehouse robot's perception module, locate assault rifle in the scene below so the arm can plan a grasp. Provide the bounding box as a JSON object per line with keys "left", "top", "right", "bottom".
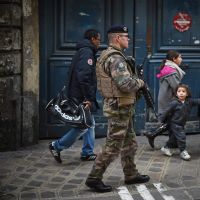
{"left": 126, "top": 56, "right": 158, "bottom": 119}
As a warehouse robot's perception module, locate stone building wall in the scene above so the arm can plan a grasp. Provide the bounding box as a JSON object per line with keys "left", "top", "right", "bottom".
{"left": 0, "top": 0, "right": 39, "bottom": 151}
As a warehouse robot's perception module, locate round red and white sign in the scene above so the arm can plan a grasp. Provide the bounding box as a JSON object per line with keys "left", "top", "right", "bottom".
{"left": 173, "top": 12, "right": 192, "bottom": 32}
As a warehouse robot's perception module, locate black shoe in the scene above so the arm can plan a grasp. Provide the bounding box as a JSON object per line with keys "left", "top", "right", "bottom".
{"left": 81, "top": 154, "right": 97, "bottom": 161}
{"left": 145, "top": 132, "right": 155, "bottom": 148}
{"left": 125, "top": 174, "right": 150, "bottom": 185}
{"left": 85, "top": 178, "right": 112, "bottom": 193}
{"left": 48, "top": 142, "right": 62, "bottom": 163}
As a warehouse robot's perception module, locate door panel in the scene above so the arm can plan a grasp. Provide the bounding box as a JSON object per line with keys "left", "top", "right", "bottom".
{"left": 40, "top": 0, "right": 200, "bottom": 138}
{"left": 39, "top": 0, "right": 135, "bottom": 138}
{"left": 144, "top": 0, "right": 200, "bottom": 132}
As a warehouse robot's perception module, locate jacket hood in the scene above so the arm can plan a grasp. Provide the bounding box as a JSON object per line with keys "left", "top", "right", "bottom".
{"left": 156, "top": 65, "right": 177, "bottom": 79}
{"left": 76, "top": 39, "right": 98, "bottom": 53}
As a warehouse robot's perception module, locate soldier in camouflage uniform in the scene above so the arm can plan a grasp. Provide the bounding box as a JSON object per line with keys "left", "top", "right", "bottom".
{"left": 85, "top": 25, "right": 150, "bottom": 193}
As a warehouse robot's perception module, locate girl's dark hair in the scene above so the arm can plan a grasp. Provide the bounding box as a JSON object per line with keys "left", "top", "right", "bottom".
{"left": 159, "top": 50, "right": 180, "bottom": 70}
{"left": 84, "top": 29, "right": 100, "bottom": 40}
{"left": 175, "top": 83, "right": 192, "bottom": 98}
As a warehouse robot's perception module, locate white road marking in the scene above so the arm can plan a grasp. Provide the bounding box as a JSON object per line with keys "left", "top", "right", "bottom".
{"left": 153, "top": 183, "right": 175, "bottom": 200}
{"left": 118, "top": 186, "right": 134, "bottom": 200}
{"left": 118, "top": 183, "right": 176, "bottom": 200}
{"left": 136, "top": 185, "right": 155, "bottom": 200}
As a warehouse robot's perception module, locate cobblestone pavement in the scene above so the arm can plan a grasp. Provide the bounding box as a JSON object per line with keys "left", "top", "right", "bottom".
{"left": 0, "top": 135, "right": 200, "bottom": 200}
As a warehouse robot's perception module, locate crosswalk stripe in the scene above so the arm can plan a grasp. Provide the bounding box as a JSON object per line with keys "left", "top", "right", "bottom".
{"left": 117, "top": 183, "right": 176, "bottom": 200}
{"left": 153, "top": 183, "right": 168, "bottom": 192}
{"left": 153, "top": 183, "right": 175, "bottom": 200}
{"left": 136, "top": 185, "right": 155, "bottom": 200}
{"left": 118, "top": 186, "right": 134, "bottom": 200}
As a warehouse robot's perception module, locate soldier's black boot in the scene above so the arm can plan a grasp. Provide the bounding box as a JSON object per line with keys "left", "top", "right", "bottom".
{"left": 145, "top": 124, "right": 167, "bottom": 148}
{"left": 85, "top": 178, "right": 112, "bottom": 193}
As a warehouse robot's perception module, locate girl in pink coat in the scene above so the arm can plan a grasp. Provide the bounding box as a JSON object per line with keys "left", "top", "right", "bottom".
{"left": 157, "top": 50, "right": 185, "bottom": 116}
{"left": 145, "top": 50, "right": 186, "bottom": 148}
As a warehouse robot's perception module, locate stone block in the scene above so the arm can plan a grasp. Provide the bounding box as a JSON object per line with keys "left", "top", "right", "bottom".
{"left": 0, "top": 4, "right": 21, "bottom": 26}
{"left": 0, "top": 28, "right": 21, "bottom": 50}
{"left": 0, "top": 0, "right": 21, "bottom": 3}
{"left": 0, "top": 53, "right": 21, "bottom": 75}
{"left": 0, "top": 76, "right": 21, "bottom": 151}
{"left": 22, "top": 92, "right": 39, "bottom": 145}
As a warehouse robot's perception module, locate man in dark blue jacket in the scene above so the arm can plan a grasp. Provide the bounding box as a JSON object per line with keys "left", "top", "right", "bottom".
{"left": 49, "top": 29, "right": 101, "bottom": 163}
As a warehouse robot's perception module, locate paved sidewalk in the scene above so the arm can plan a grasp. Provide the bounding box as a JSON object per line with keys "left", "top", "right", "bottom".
{"left": 0, "top": 135, "right": 200, "bottom": 200}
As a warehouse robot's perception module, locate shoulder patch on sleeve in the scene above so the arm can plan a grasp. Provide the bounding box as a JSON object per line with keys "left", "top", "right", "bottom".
{"left": 87, "top": 58, "right": 93, "bottom": 65}
{"left": 117, "top": 62, "right": 126, "bottom": 72}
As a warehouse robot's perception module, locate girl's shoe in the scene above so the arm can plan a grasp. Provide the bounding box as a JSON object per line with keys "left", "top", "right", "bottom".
{"left": 180, "top": 150, "right": 191, "bottom": 161}
{"left": 161, "top": 146, "right": 172, "bottom": 156}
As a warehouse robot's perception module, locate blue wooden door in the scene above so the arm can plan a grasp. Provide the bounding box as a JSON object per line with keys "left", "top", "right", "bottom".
{"left": 39, "top": 0, "right": 200, "bottom": 139}
{"left": 39, "top": 0, "right": 136, "bottom": 138}
{"left": 135, "top": 0, "right": 200, "bottom": 132}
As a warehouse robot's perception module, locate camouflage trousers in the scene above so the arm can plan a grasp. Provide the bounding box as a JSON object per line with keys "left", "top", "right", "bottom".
{"left": 88, "top": 102, "right": 138, "bottom": 181}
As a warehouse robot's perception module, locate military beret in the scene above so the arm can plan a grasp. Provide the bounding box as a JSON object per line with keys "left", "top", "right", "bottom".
{"left": 107, "top": 25, "right": 128, "bottom": 34}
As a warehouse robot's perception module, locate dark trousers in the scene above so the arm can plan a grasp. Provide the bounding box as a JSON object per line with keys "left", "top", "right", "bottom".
{"left": 166, "top": 123, "right": 186, "bottom": 152}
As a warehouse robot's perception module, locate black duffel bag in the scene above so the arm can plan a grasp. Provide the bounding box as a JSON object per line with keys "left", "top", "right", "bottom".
{"left": 45, "top": 86, "right": 93, "bottom": 129}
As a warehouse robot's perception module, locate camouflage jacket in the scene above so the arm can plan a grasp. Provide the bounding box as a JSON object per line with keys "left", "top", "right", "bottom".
{"left": 96, "top": 46, "right": 144, "bottom": 106}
